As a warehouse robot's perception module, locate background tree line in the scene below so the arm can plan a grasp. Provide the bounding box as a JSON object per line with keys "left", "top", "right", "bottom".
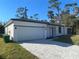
{"left": 48, "top": 0, "right": 79, "bottom": 26}
{"left": 0, "top": 22, "right": 4, "bottom": 34}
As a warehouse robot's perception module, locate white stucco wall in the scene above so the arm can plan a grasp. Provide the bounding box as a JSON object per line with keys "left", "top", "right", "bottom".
{"left": 46, "top": 25, "right": 69, "bottom": 37}
{"left": 54, "top": 26, "right": 65, "bottom": 36}
{"left": 52, "top": 26, "right": 56, "bottom": 37}
{"left": 5, "top": 20, "right": 72, "bottom": 42}
{"left": 13, "top": 21, "right": 48, "bottom": 41}
{"left": 64, "top": 27, "right": 68, "bottom": 35}
{"left": 46, "top": 25, "right": 53, "bottom": 38}
{"left": 5, "top": 23, "right": 14, "bottom": 40}
{"left": 14, "top": 21, "right": 47, "bottom": 27}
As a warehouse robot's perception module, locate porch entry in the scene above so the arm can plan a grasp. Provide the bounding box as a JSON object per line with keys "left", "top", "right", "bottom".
{"left": 67, "top": 28, "right": 72, "bottom": 35}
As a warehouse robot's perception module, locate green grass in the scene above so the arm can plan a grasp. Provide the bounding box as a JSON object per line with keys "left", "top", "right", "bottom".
{"left": 0, "top": 38, "right": 38, "bottom": 59}
{"left": 53, "top": 35, "right": 79, "bottom": 45}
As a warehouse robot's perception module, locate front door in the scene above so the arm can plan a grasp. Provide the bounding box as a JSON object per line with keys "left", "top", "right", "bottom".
{"left": 67, "top": 28, "right": 72, "bottom": 35}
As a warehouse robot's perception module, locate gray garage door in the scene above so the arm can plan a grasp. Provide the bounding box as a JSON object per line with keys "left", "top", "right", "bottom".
{"left": 15, "top": 26, "right": 47, "bottom": 41}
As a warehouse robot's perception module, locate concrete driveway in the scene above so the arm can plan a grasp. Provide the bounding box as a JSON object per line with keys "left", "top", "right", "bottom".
{"left": 20, "top": 39, "right": 79, "bottom": 59}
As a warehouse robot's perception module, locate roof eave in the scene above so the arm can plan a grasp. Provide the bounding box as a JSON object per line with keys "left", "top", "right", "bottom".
{"left": 5, "top": 20, "right": 13, "bottom": 27}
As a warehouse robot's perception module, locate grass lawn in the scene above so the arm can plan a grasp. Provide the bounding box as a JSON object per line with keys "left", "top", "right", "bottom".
{"left": 0, "top": 38, "right": 38, "bottom": 59}
{"left": 52, "top": 35, "right": 79, "bottom": 45}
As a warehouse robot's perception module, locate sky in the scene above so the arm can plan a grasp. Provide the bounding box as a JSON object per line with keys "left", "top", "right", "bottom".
{"left": 0, "top": 0, "right": 79, "bottom": 22}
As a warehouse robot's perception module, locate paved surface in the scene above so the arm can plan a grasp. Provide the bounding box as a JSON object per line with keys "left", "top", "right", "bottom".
{"left": 20, "top": 39, "right": 79, "bottom": 59}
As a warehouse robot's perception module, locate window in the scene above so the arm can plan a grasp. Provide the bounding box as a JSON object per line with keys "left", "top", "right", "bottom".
{"left": 59, "top": 26, "right": 61, "bottom": 33}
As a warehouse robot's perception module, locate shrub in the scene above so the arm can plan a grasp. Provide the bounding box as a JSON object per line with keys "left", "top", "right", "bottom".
{"left": 3, "top": 34, "right": 10, "bottom": 43}
{"left": 0, "top": 34, "right": 3, "bottom": 38}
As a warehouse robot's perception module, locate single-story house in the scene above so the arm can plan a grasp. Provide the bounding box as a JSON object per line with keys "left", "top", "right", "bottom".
{"left": 5, "top": 19, "right": 72, "bottom": 42}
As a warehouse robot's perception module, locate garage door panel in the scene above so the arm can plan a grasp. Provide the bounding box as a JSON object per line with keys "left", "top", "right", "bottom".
{"left": 15, "top": 26, "right": 46, "bottom": 41}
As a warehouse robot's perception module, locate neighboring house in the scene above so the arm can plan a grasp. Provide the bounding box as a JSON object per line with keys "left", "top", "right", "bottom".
{"left": 5, "top": 19, "right": 72, "bottom": 42}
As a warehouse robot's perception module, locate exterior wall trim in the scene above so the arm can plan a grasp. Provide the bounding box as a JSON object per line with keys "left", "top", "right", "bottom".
{"left": 14, "top": 25, "right": 47, "bottom": 28}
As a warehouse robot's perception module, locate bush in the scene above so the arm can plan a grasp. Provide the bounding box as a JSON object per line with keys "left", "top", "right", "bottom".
{"left": 0, "top": 34, "right": 3, "bottom": 38}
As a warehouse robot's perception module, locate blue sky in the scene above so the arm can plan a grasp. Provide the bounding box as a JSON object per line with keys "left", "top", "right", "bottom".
{"left": 0, "top": 0, "right": 79, "bottom": 22}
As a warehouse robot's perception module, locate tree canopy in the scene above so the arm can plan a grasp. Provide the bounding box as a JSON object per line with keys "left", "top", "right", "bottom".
{"left": 48, "top": 0, "right": 79, "bottom": 26}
